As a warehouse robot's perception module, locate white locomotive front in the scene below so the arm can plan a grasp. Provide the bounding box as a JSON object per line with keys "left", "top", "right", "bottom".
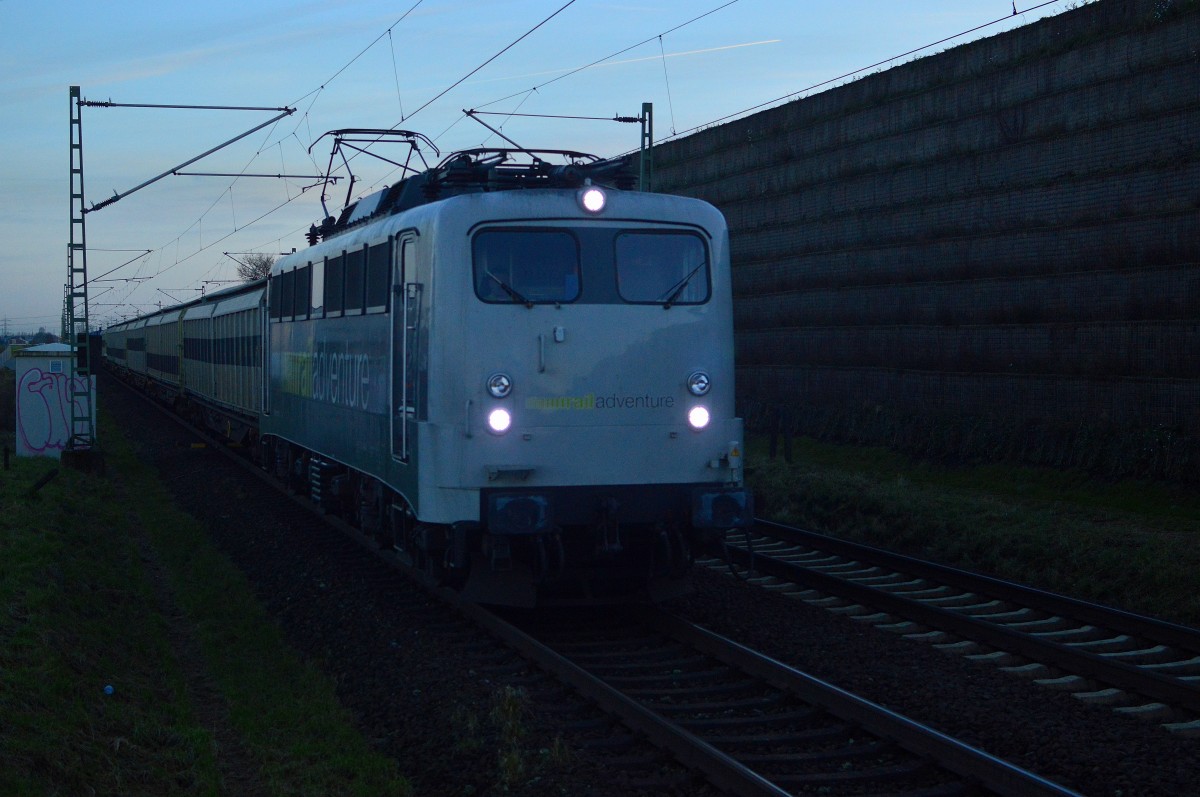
{"left": 408, "top": 179, "right": 751, "bottom": 603}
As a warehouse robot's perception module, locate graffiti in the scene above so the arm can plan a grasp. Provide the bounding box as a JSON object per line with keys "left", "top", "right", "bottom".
{"left": 16, "top": 367, "right": 92, "bottom": 457}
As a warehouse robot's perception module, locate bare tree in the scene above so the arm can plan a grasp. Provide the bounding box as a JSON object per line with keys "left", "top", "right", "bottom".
{"left": 237, "top": 253, "right": 276, "bottom": 282}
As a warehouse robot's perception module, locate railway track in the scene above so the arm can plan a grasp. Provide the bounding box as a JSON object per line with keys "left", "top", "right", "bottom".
{"left": 104, "top": 372, "right": 715, "bottom": 794}
{"left": 703, "top": 520, "right": 1200, "bottom": 734}
{"left": 108, "top": 373, "right": 1085, "bottom": 796}
{"left": 296, "top": 507, "right": 1089, "bottom": 794}
{"left": 483, "top": 604, "right": 1082, "bottom": 797}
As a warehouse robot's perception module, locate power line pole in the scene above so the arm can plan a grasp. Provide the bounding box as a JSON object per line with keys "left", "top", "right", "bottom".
{"left": 67, "top": 85, "right": 97, "bottom": 454}
{"left": 59, "top": 89, "right": 295, "bottom": 466}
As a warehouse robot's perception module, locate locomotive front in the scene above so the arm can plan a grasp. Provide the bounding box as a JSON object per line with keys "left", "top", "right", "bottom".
{"left": 425, "top": 184, "right": 751, "bottom": 604}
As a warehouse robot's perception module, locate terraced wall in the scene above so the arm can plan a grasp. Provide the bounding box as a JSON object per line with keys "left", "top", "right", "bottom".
{"left": 651, "top": 0, "right": 1200, "bottom": 480}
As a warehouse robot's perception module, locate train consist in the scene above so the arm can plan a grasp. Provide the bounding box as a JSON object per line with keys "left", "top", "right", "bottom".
{"left": 105, "top": 141, "right": 752, "bottom": 605}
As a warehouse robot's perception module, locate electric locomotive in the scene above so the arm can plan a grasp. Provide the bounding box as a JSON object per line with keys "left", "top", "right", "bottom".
{"left": 108, "top": 141, "right": 753, "bottom": 606}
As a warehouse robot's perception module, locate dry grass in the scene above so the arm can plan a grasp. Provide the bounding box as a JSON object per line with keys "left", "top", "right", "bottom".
{"left": 0, "top": 413, "right": 411, "bottom": 796}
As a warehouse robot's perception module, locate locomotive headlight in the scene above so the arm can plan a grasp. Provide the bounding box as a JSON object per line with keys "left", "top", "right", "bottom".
{"left": 488, "top": 408, "right": 513, "bottom": 434}
{"left": 487, "top": 372, "right": 513, "bottom": 399}
{"left": 687, "top": 406, "right": 711, "bottom": 430}
{"left": 579, "top": 185, "right": 606, "bottom": 214}
{"left": 687, "top": 370, "right": 711, "bottom": 396}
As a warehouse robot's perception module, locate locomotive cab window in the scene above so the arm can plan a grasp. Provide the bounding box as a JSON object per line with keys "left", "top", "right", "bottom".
{"left": 473, "top": 229, "right": 580, "bottom": 305}
{"left": 615, "top": 231, "right": 710, "bottom": 305}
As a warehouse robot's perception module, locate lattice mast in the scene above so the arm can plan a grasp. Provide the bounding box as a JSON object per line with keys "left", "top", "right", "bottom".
{"left": 67, "top": 85, "right": 95, "bottom": 449}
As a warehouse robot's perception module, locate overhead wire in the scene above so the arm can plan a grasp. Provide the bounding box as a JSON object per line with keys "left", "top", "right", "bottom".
{"left": 471, "top": 0, "right": 741, "bottom": 112}
{"left": 392, "top": 0, "right": 580, "bottom": 128}
{"left": 646, "top": 0, "right": 1064, "bottom": 148}
{"left": 108, "top": 0, "right": 577, "bottom": 320}
{"left": 369, "top": 0, "right": 747, "bottom": 198}
{"left": 389, "top": 28, "right": 406, "bottom": 121}
{"left": 107, "top": 0, "right": 726, "bottom": 316}
{"left": 97, "top": 0, "right": 1069, "bottom": 325}
{"left": 367, "top": 1, "right": 741, "bottom": 189}
{"left": 94, "top": 0, "right": 856, "bottom": 318}
{"left": 318, "top": 0, "right": 585, "bottom": 191}
{"left": 99, "top": 3, "right": 427, "bottom": 320}
{"left": 657, "top": 36, "right": 677, "bottom": 136}
{"left": 340, "top": 0, "right": 622, "bottom": 189}
{"left": 478, "top": 89, "right": 539, "bottom": 148}
{"left": 252, "top": 0, "right": 1059, "bottom": 234}
{"left": 284, "top": 2, "right": 424, "bottom": 111}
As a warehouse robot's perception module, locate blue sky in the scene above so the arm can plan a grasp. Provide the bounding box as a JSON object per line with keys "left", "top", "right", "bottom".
{"left": 0, "top": 0, "right": 1085, "bottom": 332}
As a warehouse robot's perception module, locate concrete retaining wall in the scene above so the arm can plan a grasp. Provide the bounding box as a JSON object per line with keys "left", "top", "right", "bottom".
{"left": 650, "top": 0, "right": 1200, "bottom": 479}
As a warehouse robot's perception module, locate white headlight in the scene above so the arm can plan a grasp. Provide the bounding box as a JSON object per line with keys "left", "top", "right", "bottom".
{"left": 687, "top": 406, "right": 710, "bottom": 430}
{"left": 687, "top": 370, "right": 711, "bottom": 396}
{"left": 488, "top": 408, "right": 512, "bottom": 434}
{"left": 487, "top": 373, "right": 513, "bottom": 398}
{"left": 579, "top": 186, "right": 606, "bottom": 213}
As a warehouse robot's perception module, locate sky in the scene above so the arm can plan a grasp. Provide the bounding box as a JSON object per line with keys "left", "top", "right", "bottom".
{"left": 0, "top": 0, "right": 1087, "bottom": 333}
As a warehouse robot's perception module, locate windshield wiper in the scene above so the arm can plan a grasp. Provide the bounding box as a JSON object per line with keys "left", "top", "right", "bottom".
{"left": 658, "top": 262, "right": 705, "bottom": 309}
{"left": 487, "top": 272, "right": 533, "bottom": 308}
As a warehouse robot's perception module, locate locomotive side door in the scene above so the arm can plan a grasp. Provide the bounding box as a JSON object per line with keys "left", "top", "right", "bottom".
{"left": 391, "top": 235, "right": 420, "bottom": 461}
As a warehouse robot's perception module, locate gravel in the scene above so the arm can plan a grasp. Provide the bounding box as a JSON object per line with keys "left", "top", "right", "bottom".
{"left": 668, "top": 569, "right": 1200, "bottom": 797}
{"left": 103, "top": 376, "right": 1199, "bottom": 797}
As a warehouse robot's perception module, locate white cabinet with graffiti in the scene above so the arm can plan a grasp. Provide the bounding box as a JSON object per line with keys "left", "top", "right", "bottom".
{"left": 13, "top": 344, "right": 95, "bottom": 459}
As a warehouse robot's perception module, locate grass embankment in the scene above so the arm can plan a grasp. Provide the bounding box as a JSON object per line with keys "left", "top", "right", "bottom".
{"left": 747, "top": 436, "right": 1200, "bottom": 627}
{"left": 0, "top": 399, "right": 410, "bottom": 795}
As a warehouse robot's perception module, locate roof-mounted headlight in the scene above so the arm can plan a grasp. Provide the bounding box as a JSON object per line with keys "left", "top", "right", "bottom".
{"left": 487, "top": 372, "right": 513, "bottom": 399}
{"left": 687, "top": 370, "right": 711, "bottom": 396}
{"left": 579, "top": 185, "right": 606, "bottom": 214}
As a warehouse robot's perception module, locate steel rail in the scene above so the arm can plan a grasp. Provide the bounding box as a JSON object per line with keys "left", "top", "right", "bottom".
{"left": 758, "top": 519, "right": 1200, "bottom": 649}
{"left": 644, "top": 609, "right": 1083, "bottom": 797}
{"left": 103, "top": 371, "right": 784, "bottom": 796}
{"left": 452, "top": 599, "right": 793, "bottom": 797}
{"left": 100, "top": 374, "right": 1086, "bottom": 796}
{"left": 714, "top": 521, "right": 1200, "bottom": 713}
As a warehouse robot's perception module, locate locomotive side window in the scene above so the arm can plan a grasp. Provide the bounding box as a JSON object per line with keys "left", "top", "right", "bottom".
{"left": 280, "top": 269, "right": 296, "bottom": 320}
{"left": 615, "top": 232, "right": 710, "bottom": 305}
{"left": 269, "top": 273, "right": 283, "bottom": 320}
{"left": 325, "top": 253, "right": 344, "bottom": 317}
{"left": 365, "top": 240, "right": 391, "bottom": 313}
{"left": 345, "top": 246, "right": 365, "bottom": 315}
{"left": 294, "top": 265, "right": 311, "bottom": 321}
{"left": 310, "top": 260, "right": 325, "bottom": 317}
{"left": 473, "top": 230, "right": 580, "bottom": 304}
